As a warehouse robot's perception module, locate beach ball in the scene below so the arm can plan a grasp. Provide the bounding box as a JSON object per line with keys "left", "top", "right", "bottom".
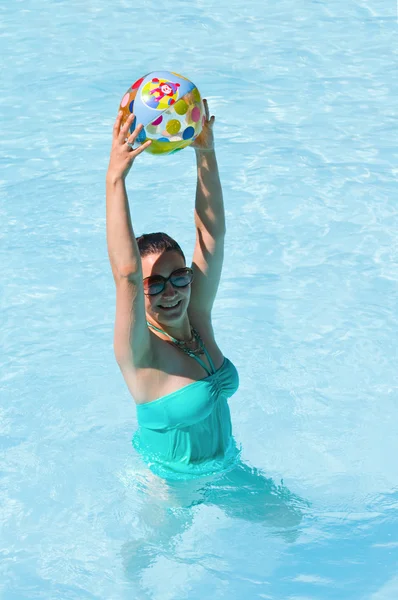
{"left": 119, "top": 71, "right": 205, "bottom": 155}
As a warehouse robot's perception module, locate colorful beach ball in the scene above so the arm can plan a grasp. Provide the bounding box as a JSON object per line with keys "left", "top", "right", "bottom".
{"left": 119, "top": 71, "right": 205, "bottom": 155}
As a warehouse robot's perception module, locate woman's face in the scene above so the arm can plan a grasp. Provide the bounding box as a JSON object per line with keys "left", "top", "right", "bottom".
{"left": 141, "top": 251, "right": 192, "bottom": 326}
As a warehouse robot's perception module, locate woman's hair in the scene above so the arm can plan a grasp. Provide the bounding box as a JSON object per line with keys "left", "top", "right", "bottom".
{"left": 136, "top": 232, "right": 185, "bottom": 262}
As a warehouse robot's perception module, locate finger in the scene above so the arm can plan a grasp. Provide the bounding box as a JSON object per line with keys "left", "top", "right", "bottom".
{"left": 203, "top": 99, "right": 210, "bottom": 121}
{"left": 113, "top": 111, "right": 123, "bottom": 140}
{"left": 119, "top": 113, "right": 136, "bottom": 142}
{"left": 126, "top": 123, "right": 144, "bottom": 145}
{"left": 132, "top": 139, "right": 152, "bottom": 156}
{"left": 118, "top": 113, "right": 135, "bottom": 143}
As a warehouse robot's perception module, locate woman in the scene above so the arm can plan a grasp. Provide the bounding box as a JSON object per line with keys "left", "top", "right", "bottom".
{"left": 106, "top": 100, "right": 240, "bottom": 479}
{"left": 107, "top": 103, "right": 305, "bottom": 573}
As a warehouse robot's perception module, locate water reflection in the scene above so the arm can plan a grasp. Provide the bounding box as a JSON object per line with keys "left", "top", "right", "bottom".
{"left": 121, "top": 461, "right": 309, "bottom": 581}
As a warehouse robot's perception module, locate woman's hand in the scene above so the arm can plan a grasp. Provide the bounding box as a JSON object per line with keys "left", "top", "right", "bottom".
{"left": 107, "top": 112, "right": 151, "bottom": 182}
{"left": 192, "top": 99, "right": 215, "bottom": 153}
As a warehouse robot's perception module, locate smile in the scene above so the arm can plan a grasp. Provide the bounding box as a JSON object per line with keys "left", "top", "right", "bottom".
{"left": 158, "top": 300, "right": 182, "bottom": 310}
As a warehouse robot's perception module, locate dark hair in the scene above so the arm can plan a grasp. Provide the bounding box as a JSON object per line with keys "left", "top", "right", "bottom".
{"left": 136, "top": 232, "right": 185, "bottom": 262}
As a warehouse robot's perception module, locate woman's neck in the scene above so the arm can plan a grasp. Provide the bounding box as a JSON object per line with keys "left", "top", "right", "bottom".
{"left": 146, "top": 317, "right": 193, "bottom": 342}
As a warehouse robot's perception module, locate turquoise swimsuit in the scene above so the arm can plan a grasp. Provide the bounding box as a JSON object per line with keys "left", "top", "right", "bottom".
{"left": 133, "top": 326, "right": 240, "bottom": 480}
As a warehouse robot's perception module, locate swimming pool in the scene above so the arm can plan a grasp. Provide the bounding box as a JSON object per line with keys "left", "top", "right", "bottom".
{"left": 1, "top": 0, "right": 398, "bottom": 598}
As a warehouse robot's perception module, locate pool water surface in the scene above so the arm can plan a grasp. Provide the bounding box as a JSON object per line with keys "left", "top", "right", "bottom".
{"left": 1, "top": 1, "right": 398, "bottom": 598}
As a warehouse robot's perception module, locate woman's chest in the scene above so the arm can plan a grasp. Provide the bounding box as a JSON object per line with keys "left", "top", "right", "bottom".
{"left": 133, "top": 328, "right": 224, "bottom": 404}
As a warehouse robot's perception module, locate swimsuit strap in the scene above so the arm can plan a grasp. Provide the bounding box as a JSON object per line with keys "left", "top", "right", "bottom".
{"left": 146, "top": 321, "right": 216, "bottom": 377}
{"left": 188, "top": 344, "right": 216, "bottom": 377}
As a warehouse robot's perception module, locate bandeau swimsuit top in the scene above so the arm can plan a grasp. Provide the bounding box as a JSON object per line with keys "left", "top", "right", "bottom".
{"left": 133, "top": 325, "right": 240, "bottom": 480}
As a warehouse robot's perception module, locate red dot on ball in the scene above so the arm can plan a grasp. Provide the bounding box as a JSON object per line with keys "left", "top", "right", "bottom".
{"left": 132, "top": 77, "right": 144, "bottom": 90}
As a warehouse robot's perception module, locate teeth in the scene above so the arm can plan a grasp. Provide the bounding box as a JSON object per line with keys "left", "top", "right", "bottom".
{"left": 160, "top": 300, "right": 180, "bottom": 308}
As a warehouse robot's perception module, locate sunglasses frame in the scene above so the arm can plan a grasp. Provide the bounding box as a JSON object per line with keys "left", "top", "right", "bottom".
{"left": 143, "top": 267, "right": 194, "bottom": 296}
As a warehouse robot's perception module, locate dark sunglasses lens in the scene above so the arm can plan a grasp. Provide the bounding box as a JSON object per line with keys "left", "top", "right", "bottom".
{"left": 144, "top": 279, "right": 165, "bottom": 295}
{"left": 144, "top": 269, "right": 193, "bottom": 295}
{"left": 170, "top": 269, "right": 193, "bottom": 287}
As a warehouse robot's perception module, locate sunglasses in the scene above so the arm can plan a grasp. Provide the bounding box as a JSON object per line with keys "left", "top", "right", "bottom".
{"left": 143, "top": 267, "right": 194, "bottom": 296}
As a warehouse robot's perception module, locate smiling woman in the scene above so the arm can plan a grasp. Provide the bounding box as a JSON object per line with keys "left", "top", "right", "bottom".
{"left": 105, "top": 101, "right": 241, "bottom": 478}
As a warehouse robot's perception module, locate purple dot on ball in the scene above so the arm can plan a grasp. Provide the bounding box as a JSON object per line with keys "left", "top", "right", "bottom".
{"left": 152, "top": 116, "right": 163, "bottom": 126}
{"left": 182, "top": 126, "right": 195, "bottom": 140}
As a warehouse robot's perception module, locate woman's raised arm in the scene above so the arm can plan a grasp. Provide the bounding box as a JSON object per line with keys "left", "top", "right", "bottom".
{"left": 189, "top": 100, "right": 226, "bottom": 317}
{"left": 106, "top": 113, "right": 152, "bottom": 368}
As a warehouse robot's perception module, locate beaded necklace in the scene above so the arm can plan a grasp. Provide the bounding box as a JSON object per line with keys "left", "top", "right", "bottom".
{"left": 146, "top": 321, "right": 205, "bottom": 357}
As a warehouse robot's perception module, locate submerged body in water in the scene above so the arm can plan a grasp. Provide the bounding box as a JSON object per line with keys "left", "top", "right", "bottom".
{"left": 121, "top": 458, "right": 308, "bottom": 581}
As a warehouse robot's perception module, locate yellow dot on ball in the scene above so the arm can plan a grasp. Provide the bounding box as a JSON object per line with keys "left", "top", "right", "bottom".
{"left": 166, "top": 119, "right": 182, "bottom": 135}
{"left": 192, "top": 88, "right": 201, "bottom": 103}
{"left": 173, "top": 100, "right": 188, "bottom": 115}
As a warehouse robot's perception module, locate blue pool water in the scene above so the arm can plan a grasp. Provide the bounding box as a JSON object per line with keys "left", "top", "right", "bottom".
{"left": 1, "top": 0, "right": 398, "bottom": 598}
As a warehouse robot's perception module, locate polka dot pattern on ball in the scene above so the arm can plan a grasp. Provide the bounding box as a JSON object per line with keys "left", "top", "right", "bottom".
{"left": 132, "top": 77, "right": 144, "bottom": 89}
{"left": 119, "top": 72, "right": 204, "bottom": 155}
{"left": 182, "top": 126, "right": 195, "bottom": 140}
{"left": 121, "top": 94, "right": 130, "bottom": 108}
{"left": 191, "top": 106, "right": 200, "bottom": 123}
{"left": 128, "top": 117, "right": 137, "bottom": 134}
{"left": 166, "top": 120, "right": 181, "bottom": 135}
{"left": 192, "top": 88, "right": 201, "bottom": 103}
{"left": 174, "top": 100, "right": 188, "bottom": 115}
{"left": 137, "top": 129, "right": 147, "bottom": 143}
